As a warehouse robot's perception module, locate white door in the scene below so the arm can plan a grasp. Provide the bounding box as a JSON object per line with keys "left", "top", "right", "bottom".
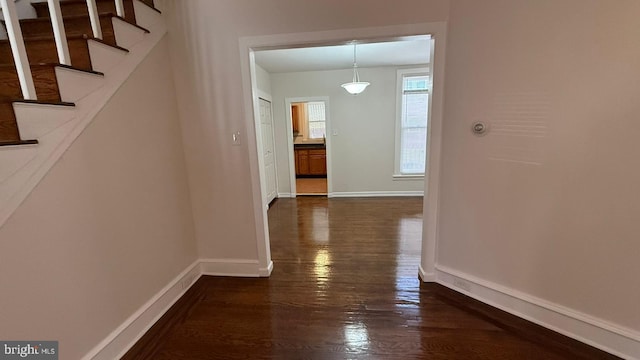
{"left": 259, "top": 98, "right": 277, "bottom": 204}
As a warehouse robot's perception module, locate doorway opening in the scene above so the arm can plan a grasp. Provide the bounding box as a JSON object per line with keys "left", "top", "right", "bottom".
{"left": 240, "top": 23, "right": 447, "bottom": 279}
{"left": 289, "top": 99, "right": 330, "bottom": 196}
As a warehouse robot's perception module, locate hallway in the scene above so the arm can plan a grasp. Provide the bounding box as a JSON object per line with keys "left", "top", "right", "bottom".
{"left": 124, "top": 197, "right": 616, "bottom": 359}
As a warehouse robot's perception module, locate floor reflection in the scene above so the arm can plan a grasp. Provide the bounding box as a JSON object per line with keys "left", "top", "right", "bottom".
{"left": 313, "top": 248, "right": 331, "bottom": 289}
{"left": 343, "top": 322, "right": 370, "bottom": 353}
{"left": 311, "top": 206, "right": 329, "bottom": 243}
{"left": 395, "top": 217, "right": 423, "bottom": 304}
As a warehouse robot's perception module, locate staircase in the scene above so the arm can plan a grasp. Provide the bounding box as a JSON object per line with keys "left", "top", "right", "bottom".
{"left": 0, "top": 0, "right": 166, "bottom": 226}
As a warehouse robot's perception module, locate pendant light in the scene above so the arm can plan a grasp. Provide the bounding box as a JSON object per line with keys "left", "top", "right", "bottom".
{"left": 341, "top": 43, "right": 370, "bottom": 95}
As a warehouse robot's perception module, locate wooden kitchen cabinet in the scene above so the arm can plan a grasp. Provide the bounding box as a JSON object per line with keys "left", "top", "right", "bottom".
{"left": 295, "top": 147, "right": 326, "bottom": 176}
{"left": 308, "top": 149, "right": 326, "bottom": 175}
{"left": 296, "top": 149, "right": 309, "bottom": 176}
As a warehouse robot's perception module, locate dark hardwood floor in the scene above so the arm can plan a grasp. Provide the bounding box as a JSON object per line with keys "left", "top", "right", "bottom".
{"left": 123, "top": 197, "right": 618, "bottom": 359}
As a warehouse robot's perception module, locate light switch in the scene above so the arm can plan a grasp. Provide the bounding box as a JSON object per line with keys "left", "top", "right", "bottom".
{"left": 332, "top": 129, "right": 338, "bottom": 136}
{"left": 232, "top": 131, "right": 241, "bottom": 146}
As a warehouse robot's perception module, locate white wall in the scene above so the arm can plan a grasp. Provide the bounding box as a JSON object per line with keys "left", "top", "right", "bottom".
{"left": 163, "top": 0, "right": 640, "bottom": 355}
{"left": 255, "top": 64, "right": 273, "bottom": 97}
{"left": 269, "top": 67, "right": 425, "bottom": 195}
{"left": 0, "top": 37, "right": 198, "bottom": 359}
{"left": 163, "top": 0, "right": 449, "bottom": 260}
{"left": 438, "top": 0, "right": 640, "bottom": 354}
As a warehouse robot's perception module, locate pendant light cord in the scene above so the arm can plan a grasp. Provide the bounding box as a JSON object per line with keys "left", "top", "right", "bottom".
{"left": 352, "top": 43, "right": 359, "bottom": 82}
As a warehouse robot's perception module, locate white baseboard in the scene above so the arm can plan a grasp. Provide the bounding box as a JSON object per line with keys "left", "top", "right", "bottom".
{"left": 259, "top": 260, "right": 274, "bottom": 277}
{"left": 418, "top": 265, "right": 436, "bottom": 282}
{"left": 200, "top": 258, "right": 267, "bottom": 277}
{"left": 277, "top": 192, "right": 294, "bottom": 198}
{"left": 83, "top": 260, "right": 201, "bottom": 360}
{"left": 436, "top": 265, "right": 640, "bottom": 360}
{"left": 330, "top": 191, "right": 424, "bottom": 198}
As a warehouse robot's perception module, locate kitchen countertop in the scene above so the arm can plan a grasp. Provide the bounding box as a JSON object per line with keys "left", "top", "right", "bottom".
{"left": 294, "top": 137, "right": 325, "bottom": 149}
{"left": 294, "top": 143, "right": 326, "bottom": 149}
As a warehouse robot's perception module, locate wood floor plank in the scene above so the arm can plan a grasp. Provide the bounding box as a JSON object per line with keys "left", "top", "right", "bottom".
{"left": 123, "top": 197, "right": 620, "bottom": 359}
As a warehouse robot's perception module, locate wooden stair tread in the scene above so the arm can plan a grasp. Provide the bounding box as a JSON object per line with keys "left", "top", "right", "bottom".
{"left": 0, "top": 34, "right": 93, "bottom": 70}
{"left": 0, "top": 101, "right": 20, "bottom": 140}
{"left": 0, "top": 62, "right": 100, "bottom": 98}
{"left": 0, "top": 64, "right": 61, "bottom": 103}
{"left": 0, "top": 34, "right": 131, "bottom": 73}
{"left": 2, "top": 13, "right": 120, "bottom": 48}
{"left": 9, "top": 12, "right": 116, "bottom": 24}
{"left": 14, "top": 99, "right": 76, "bottom": 107}
{"left": 0, "top": 63, "right": 101, "bottom": 105}
{"left": 88, "top": 37, "right": 129, "bottom": 53}
{"left": 0, "top": 33, "right": 90, "bottom": 43}
{"left": 0, "top": 62, "right": 102, "bottom": 73}
{"left": 0, "top": 139, "right": 38, "bottom": 147}
{"left": 56, "top": 63, "right": 104, "bottom": 76}
{"left": 31, "top": 0, "right": 137, "bottom": 25}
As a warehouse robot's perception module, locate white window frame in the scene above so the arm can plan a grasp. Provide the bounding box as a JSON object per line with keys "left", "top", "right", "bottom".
{"left": 306, "top": 101, "right": 327, "bottom": 140}
{"left": 394, "top": 67, "right": 431, "bottom": 179}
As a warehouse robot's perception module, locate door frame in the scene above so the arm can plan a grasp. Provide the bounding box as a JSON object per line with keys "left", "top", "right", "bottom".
{"left": 285, "top": 97, "right": 332, "bottom": 197}
{"left": 239, "top": 22, "right": 448, "bottom": 280}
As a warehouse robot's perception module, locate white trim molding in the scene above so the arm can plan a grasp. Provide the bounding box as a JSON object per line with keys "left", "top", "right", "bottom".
{"left": 330, "top": 191, "right": 424, "bottom": 198}
{"left": 435, "top": 265, "right": 640, "bottom": 360}
{"left": 392, "top": 174, "right": 425, "bottom": 181}
{"left": 83, "top": 260, "right": 201, "bottom": 360}
{"left": 418, "top": 265, "right": 436, "bottom": 282}
{"left": 201, "top": 258, "right": 273, "bottom": 277}
{"left": 394, "top": 66, "right": 430, "bottom": 177}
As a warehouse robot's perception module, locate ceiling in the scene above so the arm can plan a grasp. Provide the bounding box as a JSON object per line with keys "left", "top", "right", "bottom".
{"left": 254, "top": 37, "right": 431, "bottom": 74}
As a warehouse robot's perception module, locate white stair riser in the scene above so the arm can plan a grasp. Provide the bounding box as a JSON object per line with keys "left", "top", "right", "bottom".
{"left": 88, "top": 40, "right": 128, "bottom": 73}
{"left": 56, "top": 67, "right": 105, "bottom": 103}
{"left": 133, "top": 0, "right": 163, "bottom": 29}
{"left": 14, "top": 103, "right": 76, "bottom": 140}
{"left": 113, "top": 18, "right": 147, "bottom": 49}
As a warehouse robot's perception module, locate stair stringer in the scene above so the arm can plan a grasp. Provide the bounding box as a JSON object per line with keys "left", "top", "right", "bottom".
{"left": 0, "top": 1, "right": 165, "bottom": 228}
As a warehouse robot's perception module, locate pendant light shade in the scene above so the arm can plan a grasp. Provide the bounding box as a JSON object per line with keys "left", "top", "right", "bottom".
{"left": 341, "top": 43, "right": 369, "bottom": 95}
{"left": 342, "top": 81, "right": 370, "bottom": 95}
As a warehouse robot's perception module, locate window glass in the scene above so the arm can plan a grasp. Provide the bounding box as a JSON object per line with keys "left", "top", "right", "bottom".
{"left": 398, "top": 74, "right": 429, "bottom": 175}
{"left": 307, "top": 102, "right": 326, "bottom": 139}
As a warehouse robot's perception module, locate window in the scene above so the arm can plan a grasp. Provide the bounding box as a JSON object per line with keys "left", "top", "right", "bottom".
{"left": 306, "top": 102, "right": 326, "bottom": 139}
{"left": 395, "top": 68, "right": 430, "bottom": 176}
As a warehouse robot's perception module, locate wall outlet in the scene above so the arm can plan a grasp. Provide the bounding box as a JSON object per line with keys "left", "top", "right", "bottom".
{"left": 453, "top": 278, "right": 472, "bottom": 292}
